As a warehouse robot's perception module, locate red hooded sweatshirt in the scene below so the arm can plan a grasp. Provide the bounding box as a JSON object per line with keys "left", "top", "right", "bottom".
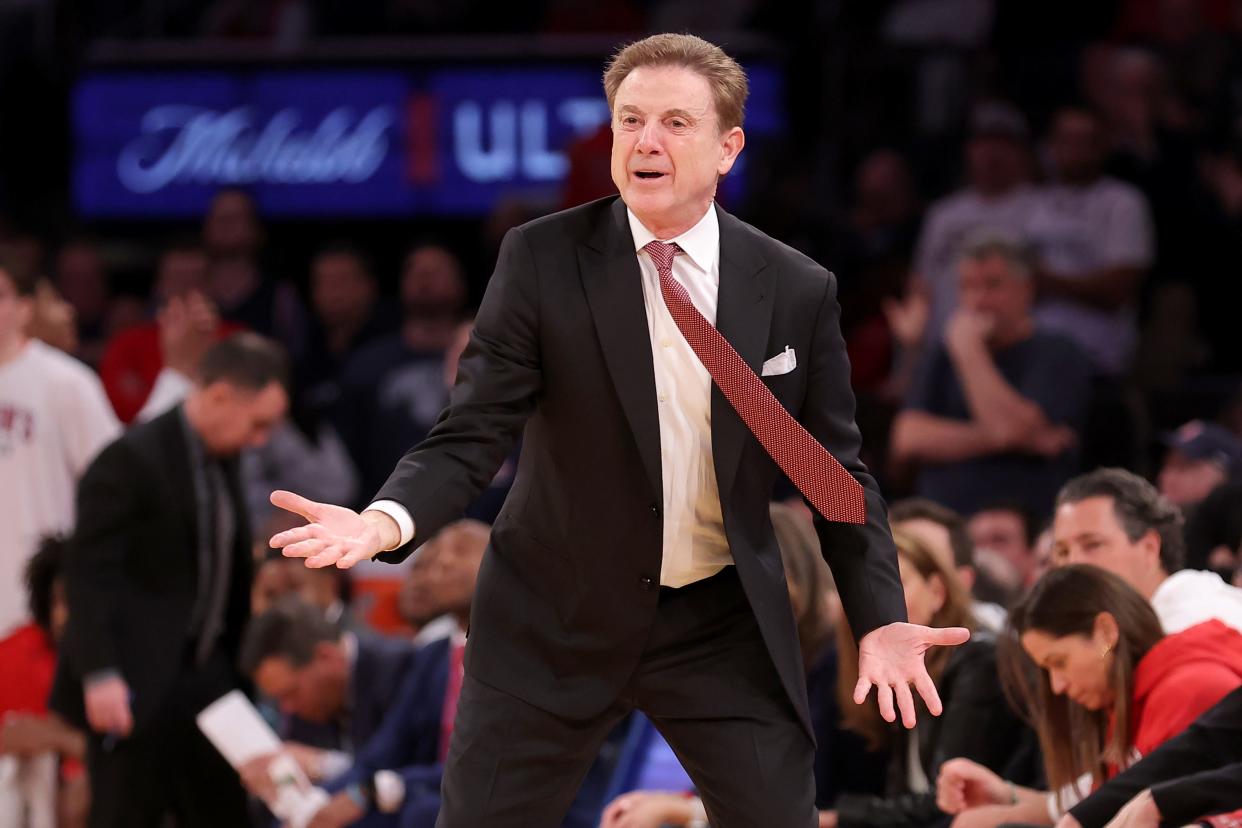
{"left": 1128, "top": 619, "right": 1242, "bottom": 761}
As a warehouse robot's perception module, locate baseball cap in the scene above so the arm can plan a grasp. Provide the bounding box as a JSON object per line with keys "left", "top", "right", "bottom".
{"left": 1163, "top": 420, "right": 1242, "bottom": 472}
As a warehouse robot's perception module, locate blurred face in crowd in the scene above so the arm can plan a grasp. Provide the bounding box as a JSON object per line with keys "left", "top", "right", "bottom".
{"left": 1052, "top": 496, "right": 1166, "bottom": 598}
{"left": 1032, "top": 527, "right": 1057, "bottom": 580}
{"left": 203, "top": 191, "right": 262, "bottom": 259}
{"left": 252, "top": 557, "right": 309, "bottom": 615}
{"left": 192, "top": 380, "right": 288, "bottom": 455}
{"left": 610, "top": 65, "right": 744, "bottom": 238}
{"left": 433, "top": 523, "right": 488, "bottom": 615}
{"left": 898, "top": 554, "right": 946, "bottom": 628}
{"left": 969, "top": 509, "right": 1033, "bottom": 580}
{"left": 54, "top": 242, "right": 109, "bottom": 324}
{"left": 400, "top": 543, "right": 444, "bottom": 627}
{"left": 311, "top": 252, "right": 376, "bottom": 332}
{"left": 855, "top": 149, "right": 916, "bottom": 225}
{"left": 253, "top": 642, "right": 348, "bottom": 723}
{"left": 956, "top": 253, "right": 1033, "bottom": 344}
{"left": 155, "top": 248, "right": 209, "bottom": 304}
{"left": 1158, "top": 451, "right": 1227, "bottom": 507}
{"left": 0, "top": 268, "right": 33, "bottom": 344}
{"left": 892, "top": 516, "right": 976, "bottom": 594}
{"left": 1049, "top": 110, "right": 1105, "bottom": 185}
{"left": 1021, "top": 612, "right": 1120, "bottom": 711}
{"left": 401, "top": 245, "right": 467, "bottom": 321}
{"left": 966, "top": 134, "right": 1027, "bottom": 196}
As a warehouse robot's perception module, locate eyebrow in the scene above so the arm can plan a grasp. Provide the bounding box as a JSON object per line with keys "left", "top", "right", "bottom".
{"left": 617, "top": 105, "right": 700, "bottom": 122}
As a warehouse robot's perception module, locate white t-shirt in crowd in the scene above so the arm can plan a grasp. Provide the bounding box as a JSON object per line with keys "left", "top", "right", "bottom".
{"left": 1026, "top": 177, "right": 1154, "bottom": 375}
{"left": 0, "top": 340, "right": 120, "bottom": 636}
{"left": 1151, "top": 568, "right": 1242, "bottom": 634}
{"left": 913, "top": 185, "right": 1039, "bottom": 344}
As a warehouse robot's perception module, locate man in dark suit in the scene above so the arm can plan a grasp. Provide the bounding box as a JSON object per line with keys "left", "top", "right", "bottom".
{"left": 235, "top": 596, "right": 418, "bottom": 797}
{"left": 272, "top": 33, "right": 967, "bottom": 827}
{"left": 52, "top": 333, "right": 289, "bottom": 828}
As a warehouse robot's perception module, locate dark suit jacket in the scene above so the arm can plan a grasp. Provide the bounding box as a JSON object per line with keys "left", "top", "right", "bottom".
{"left": 285, "top": 633, "right": 418, "bottom": 753}
{"left": 1070, "top": 685, "right": 1242, "bottom": 827}
{"left": 51, "top": 406, "right": 253, "bottom": 733}
{"left": 373, "top": 197, "right": 905, "bottom": 737}
{"left": 327, "top": 637, "right": 449, "bottom": 817}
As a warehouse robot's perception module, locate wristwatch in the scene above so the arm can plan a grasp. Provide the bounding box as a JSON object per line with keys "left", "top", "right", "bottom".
{"left": 372, "top": 770, "right": 406, "bottom": 814}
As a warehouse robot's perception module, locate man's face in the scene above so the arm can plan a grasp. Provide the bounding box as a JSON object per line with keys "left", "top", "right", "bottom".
{"left": 1049, "top": 111, "right": 1104, "bottom": 184}
{"left": 400, "top": 543, "right": 444, "bottom": 626}
{"left": 956, "top": 254, "right": 1032, "bottom": 339}
{"left": 433, "top": 527, "right": 487, "bottom": 613}
{"left": 155, "top": 250, "right": 209, "bottom": 304}
{"left": 968, "top": 510, "right": 1032, "bottom": 577}
{"left": 0, "top": 270, "right": 33, "bottom": 342}
{"left": 253, "top": 648, "right": 346, "bottom": 723}
{"left": 610, "top": 65, "right": 744, "bottom": 234}
{"left": 1052, "top": 496, "right": 1161, "bottom": 591}
{"left": 312, "top": 254, "right": 375, "bottom": 330}
{"left": 1158, "top": 450, "right": 1226, "bottom": 507}
{"left": 400, "top": 246, "right": 466, "bottom": 320}
{"left": 203, "top": 191, "right": 262, "bottom": 258}
{"left": 966, "top": 135, "right": 1026, "bottom": 195}
{"left": 197, "top": 380, "right": 288, "bottom": 455}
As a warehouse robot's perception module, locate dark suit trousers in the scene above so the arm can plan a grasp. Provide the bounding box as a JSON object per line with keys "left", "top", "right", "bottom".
{"left": 436, "top": 566, "right": 817, "bottom": 828}
{"left": 85, "top": 650, "right": 248, "bottom": 828}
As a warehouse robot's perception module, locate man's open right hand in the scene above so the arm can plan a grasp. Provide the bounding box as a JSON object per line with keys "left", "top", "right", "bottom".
{"left": 269, "top": 491, "right": 397, "bottom": 569}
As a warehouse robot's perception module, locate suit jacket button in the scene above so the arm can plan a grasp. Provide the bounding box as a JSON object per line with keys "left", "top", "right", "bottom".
{"left": 639, "top": 575, "right": 656, "bottom": 590}
{"left": 650, "top": 504, "right": 660, "bottom": 518}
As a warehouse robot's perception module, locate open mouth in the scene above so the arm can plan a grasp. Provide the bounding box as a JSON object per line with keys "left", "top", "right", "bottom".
{"left": 634, "top": 171, "right": 666, "bottom": 180}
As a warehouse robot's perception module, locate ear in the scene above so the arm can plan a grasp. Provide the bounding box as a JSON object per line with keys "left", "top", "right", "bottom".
{"left": 717, "top": 126, "right": 745, "bottom": 176}
{"left": 927, "top": 573, "right": 947, "bottom": 615}
{"left": 1093, "top": 611, "right": 1120, "bottom": 651}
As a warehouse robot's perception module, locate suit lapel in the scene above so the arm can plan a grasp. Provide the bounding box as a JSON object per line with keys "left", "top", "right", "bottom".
{"left": 712, "top": 206, "right": 773, "bottom": 501}
{"left": 153, "top": 406, "right": 200, "bottom": 546}
{"left": 578, "top": 199, "right": 663, "bottom": 499}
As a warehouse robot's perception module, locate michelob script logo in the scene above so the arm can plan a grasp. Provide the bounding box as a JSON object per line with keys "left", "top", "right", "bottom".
{"left": 117, "top": 105, "right": 395, "bottom": 193}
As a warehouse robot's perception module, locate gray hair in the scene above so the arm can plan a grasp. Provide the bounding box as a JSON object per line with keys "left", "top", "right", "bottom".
{"left": 956, "top": 229, "right": 1036, "bottom": 280}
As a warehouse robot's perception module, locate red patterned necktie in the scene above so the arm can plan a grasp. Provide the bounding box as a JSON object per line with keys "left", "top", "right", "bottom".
{"left": 645, "top": 240, "right": 865, "bottom": 524}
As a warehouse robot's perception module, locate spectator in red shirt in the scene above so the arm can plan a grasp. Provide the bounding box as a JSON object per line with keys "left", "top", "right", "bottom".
{"left": 99, "top": 240, "right": 240, "bottom": 423}
{"left": 0, "top": 536, "right": 87, "bottom": 827}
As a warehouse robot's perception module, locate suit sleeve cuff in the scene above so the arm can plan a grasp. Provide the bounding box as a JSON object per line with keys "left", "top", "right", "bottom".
{"left": 365, "top": 500, "right": 414, "bottom": 550}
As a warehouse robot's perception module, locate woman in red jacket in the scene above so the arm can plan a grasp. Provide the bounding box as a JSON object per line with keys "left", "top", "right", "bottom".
{"left": 935, "top": 564, "right": 1242, "bottom": 827}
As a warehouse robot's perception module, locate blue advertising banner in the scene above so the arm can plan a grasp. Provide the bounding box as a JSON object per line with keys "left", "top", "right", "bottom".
{"left": 72, "top": 64, "right": 783, "bottom": 218}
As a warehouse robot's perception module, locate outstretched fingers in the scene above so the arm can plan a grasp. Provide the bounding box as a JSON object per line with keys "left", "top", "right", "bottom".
{"left": 913, "top": 667, "right": 944, "bottom": 717}
{"left": 270, "top": 490, "right": 323, "bottom": 523}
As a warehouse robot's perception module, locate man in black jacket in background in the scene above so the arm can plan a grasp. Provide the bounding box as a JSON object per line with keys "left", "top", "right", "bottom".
{"left": 52, "top": 333, "right": 288, "bottom": 828}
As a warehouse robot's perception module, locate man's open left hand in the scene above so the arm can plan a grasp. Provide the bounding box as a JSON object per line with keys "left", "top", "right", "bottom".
{"left": 855, "top": 622, "right": 970, "bottom": 727}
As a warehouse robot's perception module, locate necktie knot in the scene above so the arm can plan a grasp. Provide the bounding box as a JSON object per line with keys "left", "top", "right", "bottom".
{"left": 644, "top": 240, "right": 682, "bottom": 275}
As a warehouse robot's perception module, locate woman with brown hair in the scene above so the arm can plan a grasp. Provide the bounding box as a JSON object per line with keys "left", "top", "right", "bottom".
{"left": 937, "top": 565, "right": 1242, "bottom": 827}
{"left": 824, "top": 529, "right": 1032, "bottom": 828}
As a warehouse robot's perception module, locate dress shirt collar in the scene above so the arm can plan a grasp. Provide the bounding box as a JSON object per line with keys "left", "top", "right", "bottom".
{"left": 627, "top": 203, "right": 719, "bottom": 276}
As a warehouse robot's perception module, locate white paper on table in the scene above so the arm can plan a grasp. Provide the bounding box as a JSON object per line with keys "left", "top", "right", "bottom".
{"left": 196, "top": 690, "right": 330, "bottom": 825}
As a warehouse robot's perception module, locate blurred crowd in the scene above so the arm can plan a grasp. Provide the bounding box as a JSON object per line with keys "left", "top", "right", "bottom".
{"left": 4, "top": 0, "right": 1242, "bottom": 827}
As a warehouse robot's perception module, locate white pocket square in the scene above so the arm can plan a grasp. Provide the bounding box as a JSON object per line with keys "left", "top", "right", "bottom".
{"left": 761, "top": 347, "right": 797, "bottom": 377}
